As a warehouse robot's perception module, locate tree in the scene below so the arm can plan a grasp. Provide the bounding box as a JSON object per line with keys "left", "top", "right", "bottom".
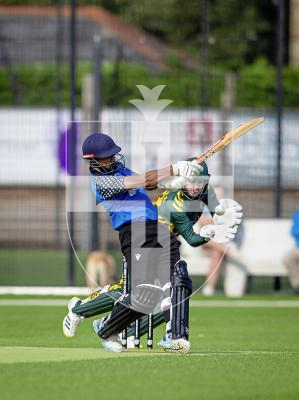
{"left": 208, "top": 0, "right": 269, "bottom": 70}
{"left": 100, "top": 0, "right": 270, "bottom": 71}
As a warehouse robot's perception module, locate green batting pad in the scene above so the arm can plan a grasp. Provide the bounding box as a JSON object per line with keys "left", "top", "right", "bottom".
{"left": 73, "top": 289, "right": 122, "bottom": 318}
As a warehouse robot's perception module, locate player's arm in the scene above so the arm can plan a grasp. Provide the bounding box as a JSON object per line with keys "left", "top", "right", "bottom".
{"left": 92, "top": 161, "right": 202, "bottom": 200}
{"left": 173, "top": 210, "right": 238, "bottom": 246}
{"left": 124, "top": 166, "right": 173, "bottom": 190}
{"left": 124, "top": 161, "right": 202, "bottom": 190}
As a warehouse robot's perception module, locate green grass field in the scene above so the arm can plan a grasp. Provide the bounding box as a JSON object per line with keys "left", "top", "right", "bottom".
{"left": 0, "top": 249, "right": 124, "bottom": 286}
{"left": 0, "top": 295, "right": 298, "bottom": 400}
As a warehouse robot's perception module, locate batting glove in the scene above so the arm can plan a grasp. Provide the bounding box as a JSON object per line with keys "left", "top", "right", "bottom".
{"left": 213, "top": 199, "right": 243, "bottom": 227}
{"left": 200, "top": 224, "right": 238, "bottom": 244}
{"left": 158, "top": 176, "right": 187, "bottom": 190}
{"left": 172, "top": 161, "right": 203, "bottom": 179}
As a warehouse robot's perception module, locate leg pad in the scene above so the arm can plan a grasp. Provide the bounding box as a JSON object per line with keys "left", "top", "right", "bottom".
{"left": 171, "top": 260, "right": 192, "bottom": 339}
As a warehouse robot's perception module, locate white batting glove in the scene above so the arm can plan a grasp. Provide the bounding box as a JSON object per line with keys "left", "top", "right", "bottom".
{"left": 158, "top": 176, "right": 187, "bottom": 190}
{"left": 213, "top": 199, "right": 243, "bottom": 227}
{"left": 172, "top": 161, "right": 203, "bottom": 179}
{"left": 200, "top": 224, "right": 238, "bottom": 244}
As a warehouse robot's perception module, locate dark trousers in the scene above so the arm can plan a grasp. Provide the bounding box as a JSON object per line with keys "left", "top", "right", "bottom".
{"left": 119, "top": 221, "right": 180, "bottom": 290}
{"left": 98, "top": 221, "right": 180, "bottom": 339}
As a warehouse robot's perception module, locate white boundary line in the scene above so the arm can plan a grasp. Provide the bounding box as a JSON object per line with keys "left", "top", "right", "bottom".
{"left": 0, "top": 300, "right": 68, "bottom": 306}
{"left": 190, "top": 300, "right": 299, "bottom": 308}
{"left": 0, "top": 299, "right": 298, "bottom": 307}
{"left": 0, "top": 287, "right": 89, "bottom": 296}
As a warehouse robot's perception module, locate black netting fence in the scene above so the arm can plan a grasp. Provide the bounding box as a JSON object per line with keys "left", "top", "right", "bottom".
{"left": 0, "top": 3, "right": 298, "bottom": 291}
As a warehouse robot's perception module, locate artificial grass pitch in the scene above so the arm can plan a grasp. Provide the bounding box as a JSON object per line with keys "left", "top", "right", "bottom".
{"left": 0, "top": 300, "right": 298, "bottom": 400}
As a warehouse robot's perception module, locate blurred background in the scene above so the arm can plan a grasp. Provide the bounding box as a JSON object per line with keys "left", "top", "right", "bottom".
{"left": 0, "top": 0, "right": 298, "bottom": 295}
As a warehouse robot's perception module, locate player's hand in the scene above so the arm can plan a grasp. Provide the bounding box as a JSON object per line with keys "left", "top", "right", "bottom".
{"left": 158, "top": 176, "right": 187, "bottom": 190}
{"left": 172, "top": 161, "right": 203, "bottom": 179}
{"left": 200, "top": 224, "right": 238, "bottom": 244}
{"left": 213, "top": 199, "right": 243, "bottom": 227}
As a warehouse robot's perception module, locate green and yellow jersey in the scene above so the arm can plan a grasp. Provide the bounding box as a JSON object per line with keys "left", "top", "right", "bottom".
{"left": 154, "top": 184, "right": 219, "bottom": 247}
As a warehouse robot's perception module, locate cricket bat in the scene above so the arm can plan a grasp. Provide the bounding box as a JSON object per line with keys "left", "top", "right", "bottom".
{"left": 195, "top": 117, "right": 264, "bottom": 164}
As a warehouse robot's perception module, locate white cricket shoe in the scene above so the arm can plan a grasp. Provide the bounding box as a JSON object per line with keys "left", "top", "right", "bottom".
{"left": 93, "top": 318, "right": 123, "bottom": 353}
{"left": 63, "top": 297, "right": 84, "bottom": 338}
{"left": 158, "top": 337, "right": 191, "bottom": 354}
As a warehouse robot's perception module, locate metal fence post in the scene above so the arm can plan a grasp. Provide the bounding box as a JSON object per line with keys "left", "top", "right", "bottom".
{"left": 90, "top": 35, "right": 102, "bottom": 252}
{"left": 68, "top": 0, "right": 77, "bottom": 286}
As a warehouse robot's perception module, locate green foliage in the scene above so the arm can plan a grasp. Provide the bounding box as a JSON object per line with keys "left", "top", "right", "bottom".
{"left": 0, "top": 62, "right": 91, "bottom": 106}
{"left": 208, "top": 0, "right": 269, "bottom": 70}
{"left": 0, "top": 59, "right": 298, "bottom": 108}
{"left": 0, "top": 61, "right": 223, "bottom": 108}
{"left": 0, "top": 69, "right": 14, "bottom": 104}
{"left": 236, "top": 58, "right": 276, "bottom": 108}
{"left": 236, "top": 58, "right": 299, "bottom": 108}
{"left": 100, "top": 0, "right": 270, "bottom": 69}
{"left": 2, "top": 0, "right": 271, "bottom": 69}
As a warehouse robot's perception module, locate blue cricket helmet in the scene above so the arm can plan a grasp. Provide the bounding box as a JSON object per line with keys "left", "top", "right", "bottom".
{"left": 82, "top": 133, "right": 121, "bottom": 159}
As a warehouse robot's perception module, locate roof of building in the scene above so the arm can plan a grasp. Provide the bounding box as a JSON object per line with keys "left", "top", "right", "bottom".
{"left": 0, "top": 5, "right": 197, "bottom": 71}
